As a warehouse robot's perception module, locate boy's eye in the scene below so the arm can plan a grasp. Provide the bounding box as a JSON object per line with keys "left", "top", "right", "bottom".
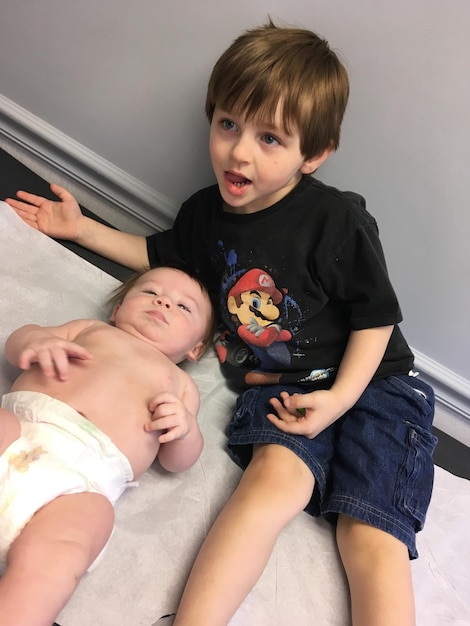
{"left": 262, "top": 134, "right": 280, "bottom": 146}
{"left": 178, "top": 303, "right": 191, "bottom": 313}
{"left": 143, "top": 290, "right": 157, "bottom": 295}
{"left": 221, "top": 119, "right": 237, "bottom": 131}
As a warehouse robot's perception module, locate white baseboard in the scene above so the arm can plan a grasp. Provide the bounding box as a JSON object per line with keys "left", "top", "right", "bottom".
{"left": 412, "top": 348, "right": 470, "bottom": 421}
{"left": 0, "top": 93, "right": 176, "bottom": 231}
{"left": 1, "top": 93, "right": 469, "bottom": 425}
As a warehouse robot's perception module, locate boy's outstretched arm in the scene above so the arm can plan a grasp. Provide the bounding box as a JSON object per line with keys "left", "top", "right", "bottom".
{"left": 5, "top": 184, "right": 149, "bottom": 271}
{"left": 267, "top": 325, "right": 394, "bottom": 438}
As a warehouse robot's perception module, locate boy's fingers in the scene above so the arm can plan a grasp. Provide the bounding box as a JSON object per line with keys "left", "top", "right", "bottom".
{"left": 49, "top": 183, "right": 73, "bottom": 201}
{"left": 266, "top": 412, "right": 302, "bottom": 432}
{"left": 5, "top": 199, "right": 39, "bottom": 216}
{"left": 270, "top": 395, "right": 301, "bottom": 420}
{"left": 14, "top": 190, "right": 47, "bottom": 205}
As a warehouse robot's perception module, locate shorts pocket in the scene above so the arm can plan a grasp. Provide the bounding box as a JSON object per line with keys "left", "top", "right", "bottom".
{"left": 393, "top": 380, "right": 438, "bottom": 531}
{"left": 227, "top": 388, "right": 258, "bottom": 436}
{"left": 387, "top": 375, "right": 435, "bottom": 427}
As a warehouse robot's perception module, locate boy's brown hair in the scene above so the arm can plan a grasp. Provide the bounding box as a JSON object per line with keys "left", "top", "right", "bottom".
{"left": 205, "top": 19, "right": 349, "bottom": 159}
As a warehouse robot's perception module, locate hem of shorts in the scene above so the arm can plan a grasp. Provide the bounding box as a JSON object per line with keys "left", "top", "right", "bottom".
{"left": 228, "top": 429, "right": 327, "bottom": 490}
{"left": 324, "top": 494, "right": 418, "bottom": 559}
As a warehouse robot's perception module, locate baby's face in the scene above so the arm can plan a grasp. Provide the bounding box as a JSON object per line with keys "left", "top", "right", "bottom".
{"left": 110, "top": 267, "right": 212, "bottom": 363}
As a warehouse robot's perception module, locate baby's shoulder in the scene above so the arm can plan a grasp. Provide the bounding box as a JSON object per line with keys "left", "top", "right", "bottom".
{"left": 178, "top": 367, "right": 200, "bottom": 398}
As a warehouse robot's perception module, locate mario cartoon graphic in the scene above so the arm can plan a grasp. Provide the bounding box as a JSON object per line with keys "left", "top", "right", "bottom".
{"left": 224, "top": 269, "right": 292, "bottom": 379}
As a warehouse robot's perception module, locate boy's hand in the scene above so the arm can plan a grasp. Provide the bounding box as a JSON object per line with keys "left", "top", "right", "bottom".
{"left": 5, "top": 183, "right": 83, "bottom": 241}
{"left": 146, "top": 392, "right": 196, "bottom": 443}
{"left": 19, "top": 337, "right": 93, "bottom": 381}
{"left": 266, "top": 389, "right": 346, "bottom": 439}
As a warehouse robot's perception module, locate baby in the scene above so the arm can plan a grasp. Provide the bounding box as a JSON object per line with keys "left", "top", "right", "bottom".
{"left": 0, "top": 264, "right": 214, "bottom": 626}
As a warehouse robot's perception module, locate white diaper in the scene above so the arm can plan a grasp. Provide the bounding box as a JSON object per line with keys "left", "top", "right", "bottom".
{"left": 0, "top": 391, "right": 134, "bottom": 570}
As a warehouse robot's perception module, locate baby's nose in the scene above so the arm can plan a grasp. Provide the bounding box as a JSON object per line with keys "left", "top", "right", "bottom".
{"left": 154, "top": 295, "right": 171, "bottom": 308}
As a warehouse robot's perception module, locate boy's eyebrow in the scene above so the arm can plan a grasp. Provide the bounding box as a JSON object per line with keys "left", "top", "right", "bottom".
{"left": 255, "top": 119, "right": 293, "bottom": 138}
{"left": 216, "top": 108, "right": 290, "bottom": 136}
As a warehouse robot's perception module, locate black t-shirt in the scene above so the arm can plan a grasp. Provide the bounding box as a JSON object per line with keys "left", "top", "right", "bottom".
{"left": 147, "top": 176, "right": 414, "bottom": 388}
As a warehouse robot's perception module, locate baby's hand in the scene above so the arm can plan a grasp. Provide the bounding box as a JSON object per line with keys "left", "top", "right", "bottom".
{"left": 146, "top": 392, "right": 195, "bottom": 443}
{"left": 19, "top": 337, "right": 92, "bottom": 381}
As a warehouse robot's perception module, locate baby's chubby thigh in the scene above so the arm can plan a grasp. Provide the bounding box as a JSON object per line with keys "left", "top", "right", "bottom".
{"left": 0, "top": 407, "right": 21, "bottom": 455}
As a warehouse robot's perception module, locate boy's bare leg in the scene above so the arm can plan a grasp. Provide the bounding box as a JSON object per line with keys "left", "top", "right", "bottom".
{"left": 0, "top": 491, "right": 114, "bottom": 626}
{"left": 337, "top": 515, "right": 415, "bottom": 626}
{"left": 174, "top": 443, "right": 315, "bottom": 626}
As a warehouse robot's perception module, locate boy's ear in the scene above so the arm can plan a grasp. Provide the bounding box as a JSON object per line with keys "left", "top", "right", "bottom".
{"left": 186, "top": 340, "right": 206, "bottom": 362}
{"left": 300, "top": 147, "right": 333, "bottom": 175}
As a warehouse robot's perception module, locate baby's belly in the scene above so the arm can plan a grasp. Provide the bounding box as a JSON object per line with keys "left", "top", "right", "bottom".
{"left": 11, "top": 367, "right": 164, "bottom": 478}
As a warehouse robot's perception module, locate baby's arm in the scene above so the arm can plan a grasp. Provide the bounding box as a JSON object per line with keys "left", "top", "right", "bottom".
{"left": 267, "top": 325, "right": 394, "bottom": 438}
{"left": 4, "top": 319, "right": 98, "bottom": 380}
{"left": 5, "top": 184, "right": 149, "bottom": 271}
{"left": 145, "top": 377, "right": 204, "bottom": 473}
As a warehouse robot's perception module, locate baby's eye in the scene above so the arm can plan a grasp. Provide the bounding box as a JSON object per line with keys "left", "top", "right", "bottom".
{"left": 221, "top": 119, "right": 237, "bottom": 132}
{"left": 143, "top": 290, "right": 157, "bottom": 296}
{"left": 178, "top": 303, "right": 191, "bottom": 313}
{"left": 262, "top": 134, "right": 280, "bottom": 146}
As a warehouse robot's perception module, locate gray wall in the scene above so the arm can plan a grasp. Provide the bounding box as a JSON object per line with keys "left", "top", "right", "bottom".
{"left": 1, "top": 0, "right": 469, "bottom": 382}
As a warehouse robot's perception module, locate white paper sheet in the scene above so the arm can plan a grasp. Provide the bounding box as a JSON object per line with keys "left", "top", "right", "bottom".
{"left": 1, "top": 202, "right": 469, "bottom": 626}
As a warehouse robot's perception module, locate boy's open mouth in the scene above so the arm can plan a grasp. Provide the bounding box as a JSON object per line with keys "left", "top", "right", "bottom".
{"left": 225, "top": 171, "right": 251, "bottom": 187}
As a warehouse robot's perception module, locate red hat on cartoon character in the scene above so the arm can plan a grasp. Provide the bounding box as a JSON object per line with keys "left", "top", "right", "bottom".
{"left": 228, "top": 269, "right": 283, "bottom": 304}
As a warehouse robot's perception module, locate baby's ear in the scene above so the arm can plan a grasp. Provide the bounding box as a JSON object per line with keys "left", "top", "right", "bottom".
{"left": 109, "top": 304, "right": 120, "bottom": 325}
{"left": 186, "top": 340, "right": 206, "bottom": 362}
{"left": 300, "top": 147, "right": 333, "bottom": 175}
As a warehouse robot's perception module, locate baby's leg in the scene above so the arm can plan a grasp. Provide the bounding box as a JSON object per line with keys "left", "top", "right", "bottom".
{"left": 337, "top": 515, "right": 414, "bottom": 626}
{"left": 0, "top": 491, "right": 114, "bottom": 626}
{"left": 174, "top": 443, "right": 315, "bottom": 626}
{"left": 0, "top": 407, "right": 20, "bottom": 454}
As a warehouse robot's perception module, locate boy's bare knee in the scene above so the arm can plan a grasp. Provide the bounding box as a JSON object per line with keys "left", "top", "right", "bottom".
{"left": 246, "top": 444, "right": 315, "bottom": 507}
{"left": 337, "top": 516, "right": 415, "bottom": 625}
{"left": 337, "top": 515, "right": 409, "bottom": 565}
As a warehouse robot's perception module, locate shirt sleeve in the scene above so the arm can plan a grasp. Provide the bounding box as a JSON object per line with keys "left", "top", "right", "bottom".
{"left": 146, "top": 198, "right": 193, "bottom": 266}
{"left": 318, "top": 218, "right": 403, "bottom": 330}
{"left": 146, "top": 228, "right": 177, "bottom": 266}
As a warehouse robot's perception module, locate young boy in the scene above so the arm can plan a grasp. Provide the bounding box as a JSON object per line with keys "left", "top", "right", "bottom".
{"left": 0, "top": 264, "right": 214, "bottom": 626}
{"left": 5, "top": 20, "right": 436, "bottom": 626}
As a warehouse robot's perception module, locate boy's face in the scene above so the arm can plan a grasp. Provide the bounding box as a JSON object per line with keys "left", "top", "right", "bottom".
{"left": 209, "top": 105, "right": 330, "bottom": 214}
{"left": 110, "top": 267, "right": 212, "bottom": 363}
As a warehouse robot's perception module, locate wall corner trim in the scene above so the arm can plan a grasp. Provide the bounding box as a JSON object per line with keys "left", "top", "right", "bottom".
{"left": 0, "top": 93, "right": 176, "bottom": 231}
{"left": 412, "top": 348, "right": 470, "bottom": 421}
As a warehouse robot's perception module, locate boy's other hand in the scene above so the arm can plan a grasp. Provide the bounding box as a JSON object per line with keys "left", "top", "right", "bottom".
{"left": 5, "top": 183, "right": 83, "bottom": 241}
{"left": 267, "top": 389, "right": 346, "bottom": 439}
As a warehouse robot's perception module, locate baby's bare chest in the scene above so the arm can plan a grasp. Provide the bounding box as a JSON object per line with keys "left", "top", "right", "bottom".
{"left": 15, "top": 326, "right": 186, "bottom": 410}
{"left": 78, "top": 329, "right": 184, "bottom": 395}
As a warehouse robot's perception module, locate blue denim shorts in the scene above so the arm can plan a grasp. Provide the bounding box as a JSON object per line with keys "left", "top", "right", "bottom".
{"left": 227, "top": 374, "right": 437, "bottom": 559}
